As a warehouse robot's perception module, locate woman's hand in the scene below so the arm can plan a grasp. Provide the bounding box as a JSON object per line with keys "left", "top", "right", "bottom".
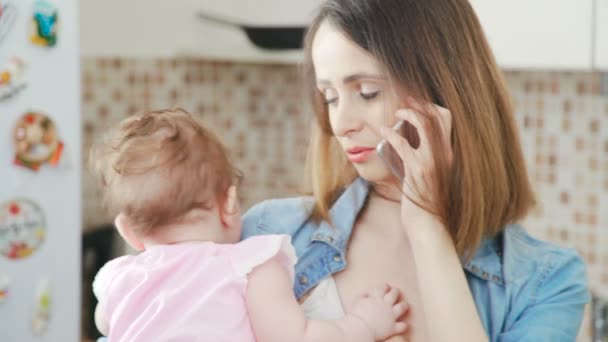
{"left": 381, "top": 98, "right": 487, "bottom": 342}
{"left": 380, "top": 97, "right": 453, "bottom": 226}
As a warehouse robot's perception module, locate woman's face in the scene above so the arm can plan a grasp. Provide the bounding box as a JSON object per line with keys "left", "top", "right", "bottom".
{"left": 312, "top": 21, "right": 400, "bottom": 183}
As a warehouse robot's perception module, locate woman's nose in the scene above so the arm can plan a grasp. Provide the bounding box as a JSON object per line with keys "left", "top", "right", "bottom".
{"left": 331, "top": 101, "right": 364, "bottom": 137}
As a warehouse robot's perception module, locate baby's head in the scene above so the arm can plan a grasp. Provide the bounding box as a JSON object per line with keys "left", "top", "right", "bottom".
{"left": 91, "top": 109, "right": 242, "bottom": 250}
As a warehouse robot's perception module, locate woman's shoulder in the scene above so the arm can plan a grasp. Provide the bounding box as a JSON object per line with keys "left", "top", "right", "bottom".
{"left": 469, "top": 224, "right": 589, "bottom": 339}
{"left": 493, "top": 225, "right": 590, "bottom": 338}
{"left": 242, "top": 196, "right": 316, "bottom": 239}
{"left": 498, "top": 225, "right": 589, "bottom": 323}
{"left": 501, "top": 224, "right": 587, "bottom": 287}
{"left": 468, "top": 223, "right": 587, "bottom": 289}
{"left": 469, "top": 223, "right": 588, "bottom": 302}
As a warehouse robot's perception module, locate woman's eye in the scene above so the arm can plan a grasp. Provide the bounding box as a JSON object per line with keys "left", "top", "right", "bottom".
{"left": 324, "top": 97, "right": 338, "bottom": 105}
{"left": 361, "top": 91, "right": 380, "bottom": 100}
{"left": 321, "top": 89, "right": 338, "bottom": 105}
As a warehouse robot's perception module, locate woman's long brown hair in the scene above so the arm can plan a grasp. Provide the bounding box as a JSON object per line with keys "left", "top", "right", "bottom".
{"left": 302, "top": 0, "right": 536, "bottom": 257}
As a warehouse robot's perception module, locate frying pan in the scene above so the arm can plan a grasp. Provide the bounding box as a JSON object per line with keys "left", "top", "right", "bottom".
{"left": 197, "top": 11, "right": 306, "bottom": 50}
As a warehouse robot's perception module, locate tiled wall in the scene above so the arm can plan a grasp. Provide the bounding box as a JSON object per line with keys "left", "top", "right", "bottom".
{"left": 507, "top": 72, "right": 608, "bottom": 340}
{"left": 82, "top": 58, "right": 607, "bottom": 340}
{"left": 509, "top": 72, "right": 607, "bottom": 295}
{"left": 82, "top": 59, "right": 309, "bottom": 230}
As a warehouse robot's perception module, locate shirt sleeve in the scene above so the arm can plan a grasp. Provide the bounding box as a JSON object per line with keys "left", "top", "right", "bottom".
{"left": 92, "top": 256, "right": 130, "bottom": 302}
{"left": 230, "top": 234, "right": 297, "bottom": 283}
{"left": 241, "top": 200, "right": 269, "bottom": 240}
{"left": 498, "top": 249, "right": 590, "bottom": 342}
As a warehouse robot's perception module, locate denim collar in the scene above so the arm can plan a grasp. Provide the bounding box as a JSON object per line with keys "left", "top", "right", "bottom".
{"left": 309, "top": 178, "right": 370, "bottom": 252}
{"left": 310, "top": 177, "right": 504, "bottom": 286}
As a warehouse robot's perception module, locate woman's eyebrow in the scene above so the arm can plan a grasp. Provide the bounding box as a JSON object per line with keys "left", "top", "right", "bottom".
{"left": 317, "top": 73, "right": 387, "bottom": 85}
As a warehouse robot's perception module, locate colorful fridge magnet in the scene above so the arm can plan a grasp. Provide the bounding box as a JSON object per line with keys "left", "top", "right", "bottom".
{"left": 0, "top": 57, "right": 27, "bottom": 101}
{"left": 0, "top": 274, "right": 10, "bottom": 303}
{"left": 32, "top": 278, "right": 51, "bottom": 335}
{"left": 0, "top": 0, "right": 17, "bottom": 44}
{"left": 13, "top": 111, "right": 64, "bottom": 171}
{"left": 30, "top": 0, "right": 57, "bottom": 47}
{"left": 0, "top": 199, "right": 46, "bottom": 260}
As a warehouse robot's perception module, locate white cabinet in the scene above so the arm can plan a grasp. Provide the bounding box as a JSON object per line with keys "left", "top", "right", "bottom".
{"left": 80, "top": 0, "right": 323, "bottom": 63}
{"left": 81, "top": 0, "right": 601, "bottom": 69}
{"left": 595, "top": 0, "right": 608, "bottom": 69}
{"left": 469, "top": 0, "right": 594, "bottom": 69}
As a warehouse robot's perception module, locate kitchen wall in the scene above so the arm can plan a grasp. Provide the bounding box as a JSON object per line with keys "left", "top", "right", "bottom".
{"left": 82, "top": 58, "right": 309, "bottom": 231}
{"left": 81, "top": 57, "right": 608, "bottom": 340}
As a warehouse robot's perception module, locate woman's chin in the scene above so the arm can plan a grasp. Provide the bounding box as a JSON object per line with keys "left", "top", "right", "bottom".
{"left": 352, "top": 163, "right": 393, "bottom": 184}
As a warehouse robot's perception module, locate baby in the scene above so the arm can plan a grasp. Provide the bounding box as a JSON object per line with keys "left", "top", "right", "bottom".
{"left": 91, "top": 109, "right": 408, "bottom": 341}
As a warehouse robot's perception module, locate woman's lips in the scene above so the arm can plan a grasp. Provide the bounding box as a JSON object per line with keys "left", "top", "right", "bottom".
{"left": 346, "top": 147, "right": 375, "bottom": 163}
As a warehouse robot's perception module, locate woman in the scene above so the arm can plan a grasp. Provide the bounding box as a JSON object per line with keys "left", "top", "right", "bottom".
{"left": 242, "top": 0, "right": 589, "bottom": 341}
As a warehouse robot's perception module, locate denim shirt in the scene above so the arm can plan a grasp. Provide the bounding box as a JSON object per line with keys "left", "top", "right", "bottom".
{"left": 242, "top": 178, "right": 590, "bottom": 342}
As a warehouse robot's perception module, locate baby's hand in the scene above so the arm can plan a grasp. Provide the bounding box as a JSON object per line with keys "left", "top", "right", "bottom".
{"left": 349, "top": 284, "right": 408, "bottom": 341}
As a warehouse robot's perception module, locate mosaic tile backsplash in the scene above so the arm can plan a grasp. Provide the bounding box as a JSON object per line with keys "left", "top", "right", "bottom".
{"left": 82, "top": 58, "right": 607, "bottom": 340}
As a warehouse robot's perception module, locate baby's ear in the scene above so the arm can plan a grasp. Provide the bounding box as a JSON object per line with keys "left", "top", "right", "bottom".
{"left": 220, "top": 185, "right": 242, "bottom": 230}
{"left": 115, "top": 213, "right": 145, "bottom": 251}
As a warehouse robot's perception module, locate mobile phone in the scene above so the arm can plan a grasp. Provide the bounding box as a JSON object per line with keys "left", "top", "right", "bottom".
{"left": 376, "top": 120, "right": 420, "bottom": 182}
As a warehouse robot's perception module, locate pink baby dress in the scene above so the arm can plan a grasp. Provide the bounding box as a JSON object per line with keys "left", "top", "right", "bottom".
{"left": 93, "top": 234, "right": 297, "bottom": 342}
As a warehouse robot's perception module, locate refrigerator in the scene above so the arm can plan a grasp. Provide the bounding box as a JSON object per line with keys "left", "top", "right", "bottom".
{"left": 0, "top": 0, "right": 81, "bottom": 341}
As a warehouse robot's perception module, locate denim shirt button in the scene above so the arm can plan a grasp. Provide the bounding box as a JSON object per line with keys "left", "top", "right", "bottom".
{"left": 482, "top": 271, "right": 489, "bottom": 280}
{"left": 299, "top": 275, "right": 309, "bottom": 285}
{"left": 325, "top": 236, "right": 334, "bottom": 244}
{"left": 471, "top": 265, "right": 479, "bottom": 274}
{"left": 333, "top": 254, "right": 342, "bottom": 262}
{"left": 492, "top": 275, "right": 501, "bottom": 282}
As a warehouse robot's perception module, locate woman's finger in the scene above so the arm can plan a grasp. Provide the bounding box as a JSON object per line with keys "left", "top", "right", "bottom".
{"left": 405, "top": 96, "right": 440, "bottom": 118}
{"left": 380, "top": 123, "right": 415, "bottom": 165}
{"left": 435, "top": 104, "right": 452, "bottom": 135}
{"left": 405, "top": 96, "right": 452, "bottom": 149}
{"left": 394, "top": 109, "right": 432, "bottom": 158}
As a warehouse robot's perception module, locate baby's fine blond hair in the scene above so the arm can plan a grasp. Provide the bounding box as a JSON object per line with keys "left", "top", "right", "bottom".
{"left": 91, "top": 109, "right": 241, "bottom": 235}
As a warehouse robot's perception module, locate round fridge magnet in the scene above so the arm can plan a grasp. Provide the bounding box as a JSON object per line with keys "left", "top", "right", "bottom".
{"left": 13, "top": 111, "right": 64, "bottom": 171}
{"left": 0, "top": 199, "right": 46, "bottom": 260}
{"left": 0, "top": 57, "right": 27, "bottom": 101}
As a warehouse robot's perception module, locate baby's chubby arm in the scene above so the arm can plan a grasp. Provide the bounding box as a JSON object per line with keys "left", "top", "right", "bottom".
{"left": 246, "top": 259, "right": 407, "bottom": 342}
{"left": 95, "top": 302, "right": 108, "bottom": 336}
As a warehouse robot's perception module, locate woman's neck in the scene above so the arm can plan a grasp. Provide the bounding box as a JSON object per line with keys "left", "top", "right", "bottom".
{"left": 362, "top": 184, "right": 402, "bottom": 223}
{"left": 370, "top": 181, "right": 402, "bottom": 204}
{"left": 350, "top": 184, "right": 407, "bottom": 244}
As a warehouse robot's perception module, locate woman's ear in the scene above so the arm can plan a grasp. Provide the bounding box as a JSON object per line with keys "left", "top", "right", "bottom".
{"left": 115, "top": 213, "right": 145, "bottom": 251}
{"left": 220, "top": 185, "right": 242, "bottom": 231}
